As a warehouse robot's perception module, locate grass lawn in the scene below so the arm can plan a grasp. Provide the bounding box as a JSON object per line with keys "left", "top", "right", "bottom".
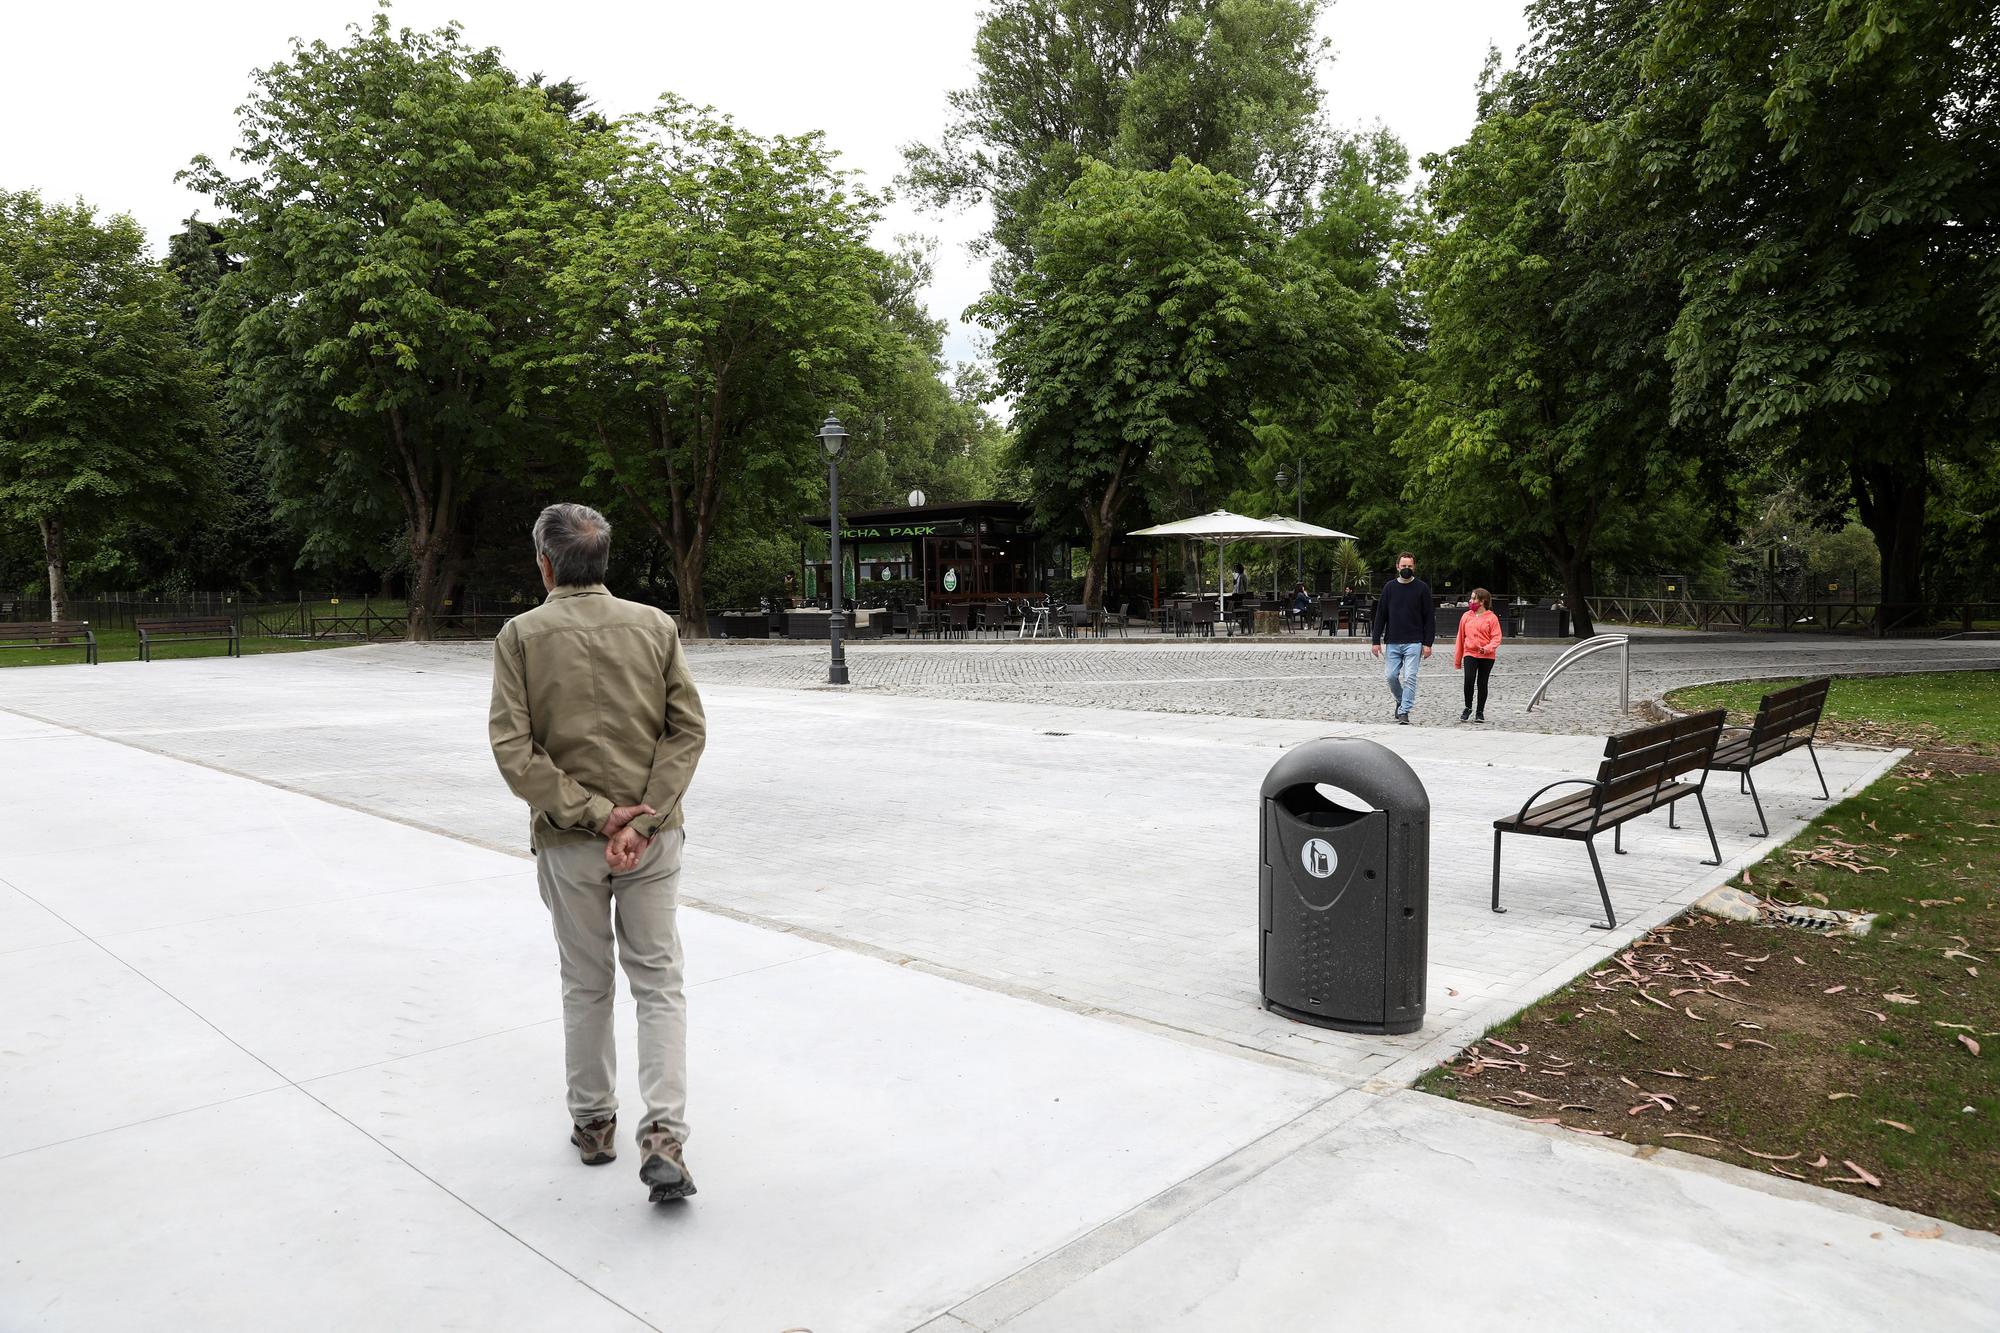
{"left": 0, "top": 629, "right": 341, "bottom": 669}
{"left": 1667, "top": 670, "right": 2000, "bottom": 755}
{"left": 1423, "top": 669, "right": 2000, "bottom": 1231}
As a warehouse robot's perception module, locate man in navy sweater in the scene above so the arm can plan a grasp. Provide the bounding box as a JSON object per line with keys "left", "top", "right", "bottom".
{"left": 1369, "top": 551, "right": 1435, "bottom": 724}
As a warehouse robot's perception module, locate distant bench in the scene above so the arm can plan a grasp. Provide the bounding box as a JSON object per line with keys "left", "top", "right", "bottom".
{"left": 1708, "top": 677, "right": 1832, "bottom": 836}
{"left": 0, "top": 620, "right": 99, "bottom": 665}
{"left": 1492, "top": 710, "right": 1727, "bottom": 930}
{"left": 137, "top": 616, "right": 241, "bottom": 662}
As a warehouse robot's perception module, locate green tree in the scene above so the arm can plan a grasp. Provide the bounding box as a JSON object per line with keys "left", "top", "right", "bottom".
{"left": 541, "top": 99, "right": 890, "bottom": 634}
{"left": 904, "top": 0, "right": 1330, "bottom": 285}
{"left": 1232, "top": 128, "right": 1416, "bottom": 581}
{"left": 980, "top": 158, "right": 1368, "bottom": 607}
{"left": 186, "top": 13, "right": 583, "bottom": 638}
{"left": 0, "top": 191, "right": 219, "bottom": 620}
{"left": 1397, "top": 37, "right": 1718, "bottom": 637}
{"left": 1576, "top": 0, "right": 2000, "bottom": 625}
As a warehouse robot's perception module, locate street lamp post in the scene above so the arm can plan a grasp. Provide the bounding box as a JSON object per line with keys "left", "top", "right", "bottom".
{"left": 819, "top": 415, "right": 850, "bottom": 685}
{"left": 1275, "top": 457, "right": 1305, "bottom": 585}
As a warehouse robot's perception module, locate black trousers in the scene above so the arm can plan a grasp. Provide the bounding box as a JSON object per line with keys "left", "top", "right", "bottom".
{"left": 1462, "top": 656, "right": 1494, "bottom": 712}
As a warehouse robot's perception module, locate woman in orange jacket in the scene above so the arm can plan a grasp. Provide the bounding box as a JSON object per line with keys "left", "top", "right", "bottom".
{"left": 1454, "top": 588, "right": 1503, "bottom": 722}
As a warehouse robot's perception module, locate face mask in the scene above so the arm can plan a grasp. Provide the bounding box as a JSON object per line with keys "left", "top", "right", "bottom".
{"left": 1397, "top": 568, "right": 1414, "bottom": 582}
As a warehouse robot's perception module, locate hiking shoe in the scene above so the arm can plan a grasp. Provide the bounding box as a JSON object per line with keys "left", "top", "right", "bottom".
{"left": 571, "top": 1116, "right": 617, "bottom": 1166}
{"left": 638, "top": 1123, "right": 696, "bottom": 1202}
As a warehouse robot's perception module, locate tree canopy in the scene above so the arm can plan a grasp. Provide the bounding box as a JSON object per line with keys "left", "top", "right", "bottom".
{"left": 0, "top": 191, "right": 219, "bottom": 620}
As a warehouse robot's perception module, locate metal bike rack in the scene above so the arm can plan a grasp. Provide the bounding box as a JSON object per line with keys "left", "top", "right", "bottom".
{"left": 1525, "top": 633, "right": 1631, "bottom": 714}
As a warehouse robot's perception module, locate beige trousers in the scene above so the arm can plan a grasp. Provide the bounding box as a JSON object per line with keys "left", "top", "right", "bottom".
{"left": 536, "top": 828, "right": 688, "bottom": 1144}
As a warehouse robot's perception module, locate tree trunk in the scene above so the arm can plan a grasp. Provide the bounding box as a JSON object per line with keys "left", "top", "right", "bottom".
{"left": 406, "top": 532, "right": 449, "bottom": 642}
{"left": 1852, "top": 458, "right": 1927, "bottom": 635}
{"left": 1557, "top": 550, "right": 1596, "bottom": 638}
{"left": 38, "top": 514, "right": 67, "bottom": 624}
{"left": 1080, "top": 447, "right": 1134, "bottom": 610}
{"left": 672, "top": 543, "right": 709, "bottom": 639}
{"left": 1081, "top": 514, "right": 1116, "bottom": 611}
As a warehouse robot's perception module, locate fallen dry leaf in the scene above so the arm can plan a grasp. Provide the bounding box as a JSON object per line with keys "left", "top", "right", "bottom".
{"left": 1902, "top": 1225, "right": 1944, "bottom": 1240}
{"left": 1824, "top": 985, "right": 1849, "bottom": 995}
{"left": 1875, "top": 1120, "right": 1915, "bottom": 1134}
{"left": 1683, "top": 1006, "right": 1707, "bottom": 1021}
{"left": 1770, "top": 1166, "right": 1807, "bottom": 1180}
{"left": 1485, "top": 1037, "right": 1530, "bottom": 1055}
{"left": 1807, "top": 1154, "right": 1830, "bottom": 1168}
{"left": 1840, "top": 1160, "right": 1883, "bottom": 1188}
{"left": 1959, "top": 1034, "right": 1982, "bottom": 1057}
{"left": 1739, "top": 1038, "right": 1776, "bottom": 1050}
{"left": 1827, "top": 1092, "right": 1860, "bottom": 1101}
{"left": 1742, "top": 1148, "right": 1801, "bottom": 1161}
{"left": 1883, "top": 992, "right": 1919, "bottom": 1005}
{"left": 1661, "top": 1132, "right": 1723, "bottom": 1144}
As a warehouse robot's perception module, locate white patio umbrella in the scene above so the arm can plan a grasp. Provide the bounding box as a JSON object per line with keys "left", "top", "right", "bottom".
{"left": 1260, "top": 515, "right": 1357, "bottom": 596}
{"left": 1127, "top": 510, "right": 1300, "bottom": 615}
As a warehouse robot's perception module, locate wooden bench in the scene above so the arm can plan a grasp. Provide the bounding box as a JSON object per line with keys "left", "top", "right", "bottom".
{"left": 1491, "top": 710, "right": 1727, "bottom": 930}
{"left": 0, "top": 620, "right": 99, "bottom": 665}
{"left": 136, "top": 616, "right": 241, "bottom": 662}
{"left": 1708, "top": 678, "right": 1832, "bottom": 836}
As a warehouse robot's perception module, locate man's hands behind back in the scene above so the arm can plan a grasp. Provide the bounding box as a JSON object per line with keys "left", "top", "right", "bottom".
{"left": 604, "top": 803, "right": 654, "bottom": 872}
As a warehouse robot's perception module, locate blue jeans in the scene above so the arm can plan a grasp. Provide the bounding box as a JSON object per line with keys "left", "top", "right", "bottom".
{"left": 1383, "top": 642, "right": 1422, "bottom": 714}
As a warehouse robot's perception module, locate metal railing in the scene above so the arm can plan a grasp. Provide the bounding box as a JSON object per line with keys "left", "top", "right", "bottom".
{"left": 1526, "top": 633, "right": 1631, "bottom": 714}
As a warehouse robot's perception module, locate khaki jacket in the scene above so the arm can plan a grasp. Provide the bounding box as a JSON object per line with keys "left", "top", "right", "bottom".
{"left": 488, "top": 584, "right": 706, "bottom": 853}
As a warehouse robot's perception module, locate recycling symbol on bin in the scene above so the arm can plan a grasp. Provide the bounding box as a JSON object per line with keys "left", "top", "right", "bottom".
{"left": 1300, "top": 838, "right": 1337, "bottom": 879}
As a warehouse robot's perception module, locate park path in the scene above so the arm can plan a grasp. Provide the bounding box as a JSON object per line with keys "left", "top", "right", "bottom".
{"left": 3, "top": 643, "right": 1997, "bottom": 1330}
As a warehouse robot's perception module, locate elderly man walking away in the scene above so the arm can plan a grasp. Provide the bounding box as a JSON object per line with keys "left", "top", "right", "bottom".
{"left": 1369, "top": 550, "right": 1435, "bottom": 724}
{"left": 488, "top": 502, "right": 708, "bottom": 1203}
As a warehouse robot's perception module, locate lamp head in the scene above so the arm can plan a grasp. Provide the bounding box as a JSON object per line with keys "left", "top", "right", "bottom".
{"left": 1275, "top": 466, "right": 1292, "bottom": 488}
{"left": 818, "top": 415, "right": 849, "bottom": 461}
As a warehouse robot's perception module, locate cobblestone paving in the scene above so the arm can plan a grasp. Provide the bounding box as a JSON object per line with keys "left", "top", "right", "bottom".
{"left": 522, "top": 632, "right": 1999, "bottom": 736}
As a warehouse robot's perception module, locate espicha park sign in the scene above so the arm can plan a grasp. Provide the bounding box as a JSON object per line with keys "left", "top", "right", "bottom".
{"left": 839, "top": 523, "right": 947, "bottom": 540}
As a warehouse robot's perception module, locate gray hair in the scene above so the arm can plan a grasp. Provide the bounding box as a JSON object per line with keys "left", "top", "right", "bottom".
{"left": 532, "top": 503, "right": 612, "bottom": 587}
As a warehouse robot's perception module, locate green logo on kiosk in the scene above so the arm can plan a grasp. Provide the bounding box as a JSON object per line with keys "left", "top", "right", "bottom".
{"left": 942, "top": 568, "right": 959, "bottom": 593}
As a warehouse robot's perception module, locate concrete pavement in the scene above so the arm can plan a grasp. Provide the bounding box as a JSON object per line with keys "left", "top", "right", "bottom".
{"left": 3, "top": 643, "right": 1997, "bottom": 1330}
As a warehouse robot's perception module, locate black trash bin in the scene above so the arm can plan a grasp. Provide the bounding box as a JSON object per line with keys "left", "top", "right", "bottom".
{"left": 1259, "top": 738, "right": 1429, "bottom": 1034}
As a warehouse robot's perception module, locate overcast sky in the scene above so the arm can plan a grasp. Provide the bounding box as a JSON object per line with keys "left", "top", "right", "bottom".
{"left": 4, "top": 0, "right": 1533, "bottom": 366}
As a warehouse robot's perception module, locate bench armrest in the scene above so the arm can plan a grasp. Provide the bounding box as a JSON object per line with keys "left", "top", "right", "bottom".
{"left": 1512, "top": 777, "right": 1602, "bottom": 824}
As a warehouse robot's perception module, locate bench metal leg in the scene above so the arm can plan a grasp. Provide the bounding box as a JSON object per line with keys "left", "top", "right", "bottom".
{"left": 1742, "top": 770, "right": 1769, "bottom": 837}
{"left": 1613, "top": 823, "right": 1626, "bottom": 855}
{"left": 1668, "top": 801, "right": 1679, "bottom": 829}
{"left": 1694, "top": 790, "right": 1723, "bottom": 865}
{"left": 1585, "top": 838, "right": 1617, "bottom": 931}
{"left": 1807, "top": 742, "right": 1829, "bottom": 799}
{"left": 1490, "top": 829, "right": 1507, "bottom": 915}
